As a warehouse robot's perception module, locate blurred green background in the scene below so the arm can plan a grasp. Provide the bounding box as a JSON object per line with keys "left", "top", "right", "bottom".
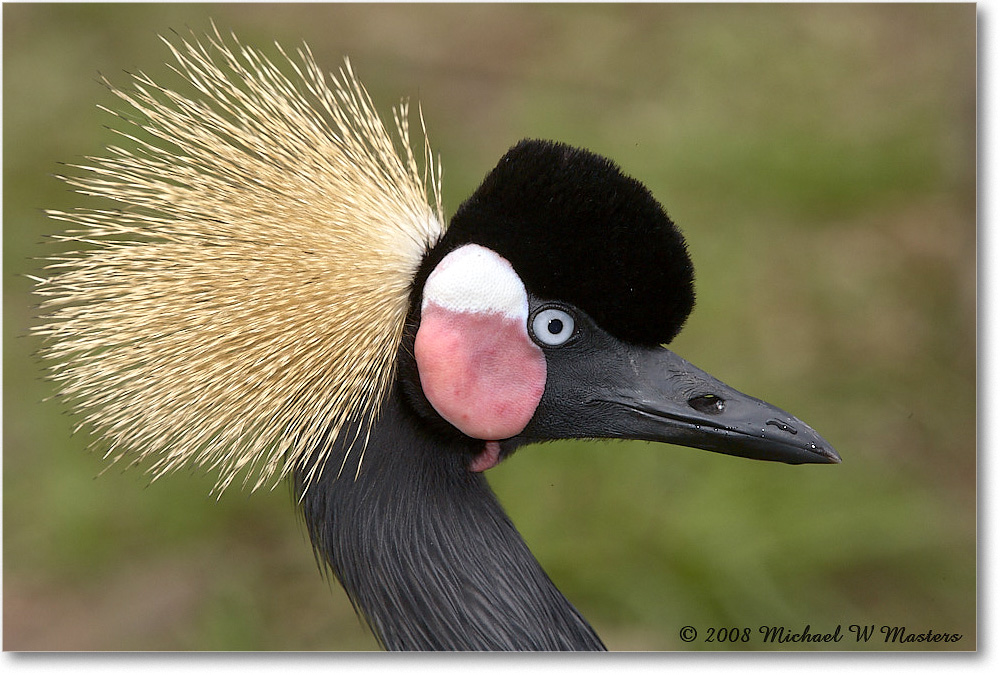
{"left": 3, "top": 3, "right": 975, "bottom": 651}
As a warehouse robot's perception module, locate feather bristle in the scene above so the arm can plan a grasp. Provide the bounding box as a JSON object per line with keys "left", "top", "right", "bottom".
{"left": 34, "top": 26, "right": 444, "bottom": 493}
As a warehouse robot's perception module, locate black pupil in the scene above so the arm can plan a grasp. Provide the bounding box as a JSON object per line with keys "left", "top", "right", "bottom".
{"left": 547, "top": 318, "right": 564, "bottom": 335}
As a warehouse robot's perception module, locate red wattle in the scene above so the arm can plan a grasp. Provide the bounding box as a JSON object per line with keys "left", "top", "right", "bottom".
{"left": 470, "top": 441, "right": 502, "bottom": 472}
{"left": 414, "top": 303, "right": 546, "bottom": 440}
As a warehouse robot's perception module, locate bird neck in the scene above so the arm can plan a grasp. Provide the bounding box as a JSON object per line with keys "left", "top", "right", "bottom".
{"left": 296, "top": 390, "right": 605, "bottom": 651}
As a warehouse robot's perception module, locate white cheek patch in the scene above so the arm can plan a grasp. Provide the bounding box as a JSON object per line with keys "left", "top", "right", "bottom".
{"left": 415, "top": 243, "right": 546, "bottom": 443}
{"left": 421, "top": 243, "right": 528, "bottom": 320}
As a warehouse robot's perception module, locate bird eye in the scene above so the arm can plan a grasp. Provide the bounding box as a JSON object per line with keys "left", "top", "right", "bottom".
{"left": 530, "top": 308, "right": 575, "bottom": 347}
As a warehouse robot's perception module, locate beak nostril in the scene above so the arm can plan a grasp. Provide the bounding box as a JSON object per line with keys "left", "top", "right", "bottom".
{"left": 688, "top": 394, "right": 725, "bottom": 415}
{"left": 765, "top": 418, "right": 798, "bottom": 435}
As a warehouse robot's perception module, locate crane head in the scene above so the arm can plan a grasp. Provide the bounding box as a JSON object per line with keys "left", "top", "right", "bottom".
{"left": 407, "top": 140, "right": 839, "bottom": 471}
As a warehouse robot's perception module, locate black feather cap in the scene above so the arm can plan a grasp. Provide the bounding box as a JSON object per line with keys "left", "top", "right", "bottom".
{"left": 418, "top": 139, "right": 695, "bottom": 346}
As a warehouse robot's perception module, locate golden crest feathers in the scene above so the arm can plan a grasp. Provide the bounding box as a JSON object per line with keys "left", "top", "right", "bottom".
{"left": 34, "top": 26, "right": 445, "bottom": 492}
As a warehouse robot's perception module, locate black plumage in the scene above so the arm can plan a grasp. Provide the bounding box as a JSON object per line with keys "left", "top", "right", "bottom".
{"left": 297, "top": 391, "right": 605, "bottom": 651}
{"left": 418, "top": 140, "right": 696, "bottom": 346}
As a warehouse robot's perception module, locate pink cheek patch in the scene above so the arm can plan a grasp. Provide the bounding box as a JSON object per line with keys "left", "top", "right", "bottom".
{"left": 415, "top": 302, "right": 546, "bottom": 440}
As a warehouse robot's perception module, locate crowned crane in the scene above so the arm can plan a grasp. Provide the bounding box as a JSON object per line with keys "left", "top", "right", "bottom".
{"left": 35, "top": 28, "right": 839, "bottom": 651}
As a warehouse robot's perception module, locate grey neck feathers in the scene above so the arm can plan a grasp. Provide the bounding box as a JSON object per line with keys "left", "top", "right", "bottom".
{"left": 296, "top": 392, "right": 606, "bottom": 651}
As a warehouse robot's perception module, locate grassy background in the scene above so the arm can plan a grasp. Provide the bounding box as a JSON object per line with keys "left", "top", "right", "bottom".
{"left": 3, "top": 3, "right": 975, "bottom": 651}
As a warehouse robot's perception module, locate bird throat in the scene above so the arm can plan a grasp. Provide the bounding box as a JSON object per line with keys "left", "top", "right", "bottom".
{"left": 295, "top": 391, "right": 605, "bottom": 651}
